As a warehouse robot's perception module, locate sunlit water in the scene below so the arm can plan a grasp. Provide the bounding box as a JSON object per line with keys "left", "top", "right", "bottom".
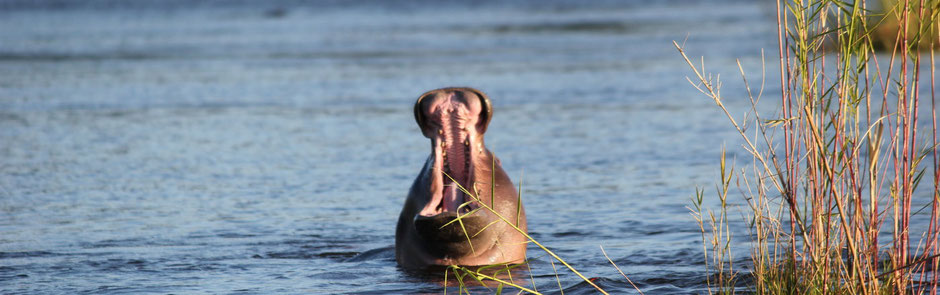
{"left": 3, "top": 1, "right": 932, "bottom": 294}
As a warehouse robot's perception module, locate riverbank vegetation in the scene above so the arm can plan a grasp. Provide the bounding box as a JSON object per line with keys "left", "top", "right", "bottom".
{"left": 678, "top": 0, "right": 940, "bottom": 293}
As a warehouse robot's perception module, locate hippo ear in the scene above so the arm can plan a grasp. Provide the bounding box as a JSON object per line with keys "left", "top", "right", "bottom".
{"left": 466, "top": 88, "right": 493, "bottom": 134}
{"left": 414, "top": 90, "right": 435, "bottom": 137}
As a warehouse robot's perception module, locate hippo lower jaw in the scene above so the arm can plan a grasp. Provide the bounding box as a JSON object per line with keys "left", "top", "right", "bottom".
{"left": 413, "top": 211, "right": 498, "bottom": 258}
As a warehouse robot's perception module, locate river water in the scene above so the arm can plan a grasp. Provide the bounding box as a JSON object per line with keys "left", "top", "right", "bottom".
{"left": 0, "top": 0, "right": 902, "bottom": 294}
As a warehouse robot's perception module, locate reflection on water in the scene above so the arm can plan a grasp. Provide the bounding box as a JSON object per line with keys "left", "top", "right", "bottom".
{"left": 1, "top": 0, "right": 783, "bottom": 294}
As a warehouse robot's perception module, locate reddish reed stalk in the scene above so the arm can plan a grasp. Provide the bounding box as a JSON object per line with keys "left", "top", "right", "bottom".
{"left": 679, "top": 0, "right": 940, "bottom": 293}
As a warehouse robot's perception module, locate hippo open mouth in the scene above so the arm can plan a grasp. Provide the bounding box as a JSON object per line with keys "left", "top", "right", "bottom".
{"left": 396, "top": 87, "right": 526, "bottom": 268}
{"left": 414, "top": 88, "right": 491, "bottom": 218}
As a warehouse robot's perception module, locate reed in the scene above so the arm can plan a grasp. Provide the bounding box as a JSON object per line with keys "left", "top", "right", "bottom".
{"left": 689, "top": 148, "right": 739, "bottom": 294}
{"left": 677, "top": 0, "right": 940, "bottom": 293}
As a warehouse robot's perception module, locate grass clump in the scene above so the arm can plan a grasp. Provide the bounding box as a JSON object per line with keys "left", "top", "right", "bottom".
{"left": 678, "top": 0, "right": 940, "bottom": 293}
{"left": 439, "top": 168, "right": 622, "bottom": 294}
{"left": 438, "top": 166, "right": 646, "bottom": 294}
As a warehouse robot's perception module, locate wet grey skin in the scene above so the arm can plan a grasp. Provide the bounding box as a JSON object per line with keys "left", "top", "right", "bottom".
{"left": 395, "top": 87, "right": 528, "bottom": 269}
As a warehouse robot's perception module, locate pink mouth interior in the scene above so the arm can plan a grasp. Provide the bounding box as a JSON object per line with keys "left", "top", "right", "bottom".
{"left": 418, "top": 92, "right": 482, "bottom": 217}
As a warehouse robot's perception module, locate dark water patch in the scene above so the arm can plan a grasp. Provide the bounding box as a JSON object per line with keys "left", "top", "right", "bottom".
{"left": 81, "top": 237, "right": 147, "bottom": 249}
{"left": 0, "top": 251, "right": 62, "bottom": 259}
{"left": 635, "top": 270, "right": 753, "bottom": 293}
{"left": 639, "top": 272, "right": 707, "bottom": 289}
{"left": 263, "top": 7, "right": 288, "bottom": 18}
{"left": 0, "top": 113, "right": 28, "bottom": 127}
{"left": 642, "top": 285, "right": 698, "bottom": 295}
{"left": 261, "top": 250, "right": 320, "bottom": 260}
{"left": 0, "top": 273, "right": 29, "bottom": 281}
{"left": 614, "top": 248, "right": 702, "bottom": 266}
{"left": 559, "top": 277, "right": 640, "bottom": 295}
{"left": 163, "top": 262, "right": 223, "bottom": 272}
{"left": 0, "top": 265, "right": 29, "bottom": 281}
{"left": 80, "top": 285, "right": 135, "bottom": 294}
{"left": 638, "top": 224, "right": 700, "bottom": 237}
{"left": 552, "top": 230, "right": 591, "bottom": 238}
{"left": 248, "top": 234, "right": 375, "bottom": 261}
{"left": 490, "top": 20, "right": 638, "bottom": 34}
{"left": 267, "top": 49, "right": 475, "bottom": 60}
{"left": 216, "top": 232, "right": 258, "bottom": 238}
{"left": 345, "top": 246, "right": 394, "bottom": 262}
{"left": 84, "top": 258, "right": 154, "bottom": 272}
{"left": 0, "top": 52, "right": 167, "bottom": 62}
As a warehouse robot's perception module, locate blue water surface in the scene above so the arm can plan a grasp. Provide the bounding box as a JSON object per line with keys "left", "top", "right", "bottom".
{"left": 3, "top": 1, "right": 907, "bottom": 294}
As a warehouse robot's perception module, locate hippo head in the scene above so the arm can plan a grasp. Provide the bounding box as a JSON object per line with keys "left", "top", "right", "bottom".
{"left": 396, "top": 87, "right": 527, "bottom": 268}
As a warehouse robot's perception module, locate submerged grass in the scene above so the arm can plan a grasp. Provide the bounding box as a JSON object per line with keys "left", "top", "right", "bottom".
{"left": 677, "top": 0, "right": 940, "bottom": 293}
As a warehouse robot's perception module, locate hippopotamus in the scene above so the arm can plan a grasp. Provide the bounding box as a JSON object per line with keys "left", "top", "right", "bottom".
{"left": 395, "top": 87, "right": 528, "bottom": 269}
